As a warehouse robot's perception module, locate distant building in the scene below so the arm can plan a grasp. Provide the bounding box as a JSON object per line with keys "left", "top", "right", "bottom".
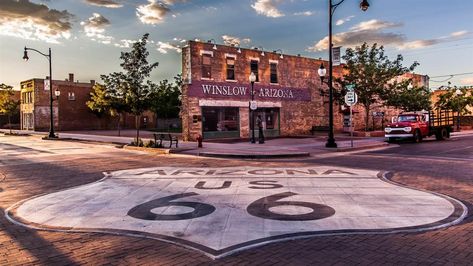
{"left": 19, "top": 73, "right": 156, "bottom": 131}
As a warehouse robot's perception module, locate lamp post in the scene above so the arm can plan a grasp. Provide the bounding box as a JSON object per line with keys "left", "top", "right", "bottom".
{"left": 249, "top": 72, "right": 257, "bottom": 143}
{"left": 23, "top": 46, "right": 57, "bottom": 138}
{"left": 319, "top": 0, "right": 369, "bottom": 148}
{"left": 455, "top": 88, "right": 462, "bottom": 131}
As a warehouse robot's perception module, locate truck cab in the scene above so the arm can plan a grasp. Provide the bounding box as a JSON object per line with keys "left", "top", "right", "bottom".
{"left": 385, "top": 110, "right": 453, "bottom": 143}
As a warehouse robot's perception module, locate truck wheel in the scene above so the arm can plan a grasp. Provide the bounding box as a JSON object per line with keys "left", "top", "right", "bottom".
{"left": 413, "top": 130, "right": 422, "bottom": 143}
{"left": 387, "top": 137, "right": 395, "bottom": 143}
{"left": 439, "top": 128, "right": 448, "bottom": 140}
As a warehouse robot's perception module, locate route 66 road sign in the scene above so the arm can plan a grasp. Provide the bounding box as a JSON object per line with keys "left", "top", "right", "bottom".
{"left": 345, "top": 92, "right": 357, "bottom": 106}
{"left": 7, "top": 167, "right": 466, "bottom": 259}
{"left": 250, "top": 100, "right": 257, "bottom": 110}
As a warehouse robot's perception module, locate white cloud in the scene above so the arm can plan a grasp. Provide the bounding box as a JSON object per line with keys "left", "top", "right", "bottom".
{"left": 308, "top": 19, "right": 470, "bottom": 52}
{"left": 84, "top": 0, "right": 123, "bottom": 8}
{"left": 335, "top": 15, "right": 354, "bottom": 26}
{"left": 293, "top": 11, "right": 314, "bottom": 16}
{"left": 0, "top": 0, "right": 73, "bottom": 43}
{"left": 137, "top": 0, "right": 171, "bottom": 25}
{"left": 156, "top": 41, "right": 181, "bottom": 54}
{"left": 252, "top": 0, "right": 284, "bottom": 18}
{"left": 80, "top": 13, "right": 113, "bottom": 44}
{"left": 460, "top": 77, "right": 473, "bottom": 85}
{"left": 114, "top": 39, "right": 136, "bottom": 48}
{"left": 221, "top": 35, "right": 251, "bottom": 46}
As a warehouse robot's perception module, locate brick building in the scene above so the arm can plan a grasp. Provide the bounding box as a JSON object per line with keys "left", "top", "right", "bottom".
{"left": 20, "top": 74, "right": 156, "bottom": 131}
{"left": 181, "top": 41, "right": 348, "bottom": 141}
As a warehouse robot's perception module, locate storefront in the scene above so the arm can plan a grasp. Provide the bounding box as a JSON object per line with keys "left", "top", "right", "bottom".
{"left": 180, "top": 40, "right": 342, "bottom": 141}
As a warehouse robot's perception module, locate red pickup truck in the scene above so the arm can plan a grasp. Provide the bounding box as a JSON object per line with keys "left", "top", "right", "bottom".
{"left": 384, "top": 110, "right": 455, "bottom": 143}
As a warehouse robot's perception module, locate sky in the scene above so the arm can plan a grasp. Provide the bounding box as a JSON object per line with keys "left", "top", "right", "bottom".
{"left": 1, "top": 0, "right": 472, "bottom": 90}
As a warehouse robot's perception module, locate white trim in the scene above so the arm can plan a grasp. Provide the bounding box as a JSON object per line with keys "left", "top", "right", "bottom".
{"left": 199, "top": 99, "right": 282, "bottom": 108}
{"left": 385, "top": 134, "right": 413, "bottom": 138}
{"left": 225, "top": 53, "right": 237, "bottom": 59}
{"left": 269, "top": 60, "right": 279, "bottom": 64}
{"left": 225, "top": 80, "right": 238, "bottom": 83}
{"left": 200, "top": 50, "right": 214, "bottom": 56}
{"left": 249, "top": 57, "right": 260, "bottom": 62}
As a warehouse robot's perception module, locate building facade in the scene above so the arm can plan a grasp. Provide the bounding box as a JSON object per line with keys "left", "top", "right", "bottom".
{"left": 181, "top": 41, "right": 346, "bottom": 141}
{"left": 20, "top": 74, "right": 157, "bottom": 131}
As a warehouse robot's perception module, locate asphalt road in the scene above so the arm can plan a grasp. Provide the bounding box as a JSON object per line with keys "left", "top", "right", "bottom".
{"left": 1, "top": 134, "right": 472, "bottom": 265}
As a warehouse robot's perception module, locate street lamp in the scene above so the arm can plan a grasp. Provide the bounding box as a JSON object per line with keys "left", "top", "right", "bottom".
{"left": 320, "top": 0, "right": 369, "bottom": 148}
{"left": 249, "top": 72, "right": 257, "bottom": 143}
{"left": 455, "top": 88, "right": 463, "bottom": 131}
{"left": 23, "top": 46, "right": 57, "bottom": 139}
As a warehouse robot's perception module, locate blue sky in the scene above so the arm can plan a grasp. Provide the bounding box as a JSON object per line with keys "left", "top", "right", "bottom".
{"left": 1, "top": 0, "right": 472, "bottom": 90}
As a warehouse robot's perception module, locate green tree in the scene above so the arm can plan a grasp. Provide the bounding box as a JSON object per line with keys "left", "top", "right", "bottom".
{"left": 86, "top": 82, "right": 128, "bottom": 136}
{"left": 149, "top": 74, "right": 182, "bottom": 130}
{"left": 0, "top": 83, "right": 20, "bottom": 134}
{"left": 102, "top": 33, "right": 159, "bottom": 142}
{"left": 435, "top": 87, "right": 473, "bottom": 127}
{"left": 337, "top": 43, "right": 418, "bottom": 130}
{"left": 383, "top": 80, "right": 431, "bottom": 112}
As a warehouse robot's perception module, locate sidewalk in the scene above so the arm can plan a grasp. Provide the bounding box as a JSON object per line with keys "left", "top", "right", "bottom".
{"left": 0, "top": 129, "right": 395, "bottom": 158}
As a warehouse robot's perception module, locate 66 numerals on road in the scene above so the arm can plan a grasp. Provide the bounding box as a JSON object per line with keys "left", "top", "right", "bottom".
{"left": 128, "top": 192, "right": 335, "bottom": 222}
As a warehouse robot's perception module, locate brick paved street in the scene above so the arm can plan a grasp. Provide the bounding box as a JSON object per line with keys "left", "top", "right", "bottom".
{"left": 1, "top": 134, "right": 473, "bottom": 265}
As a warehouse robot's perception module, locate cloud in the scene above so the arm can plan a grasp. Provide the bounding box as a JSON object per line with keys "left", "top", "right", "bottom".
{"left": 308, "top": 19, "right": 470, "bottom": 52}
{"left": 84, "top": 0, "right": 123, "bottom": 8}
{"left": 156, "top": 41, "right": 181, "bottom": 54}
{"left": 80, "top": 13, "right": 113, "bottom": 44}
{"left": 335, "top": 15, "right": 354, "bottom": 26}
{"left": 114, "top": 39, "right": 136, "bottom": 48}
{"left": 460, "top": 77, "right": 473, "bottom": 85}
{"left": 0, "top": 0, "right": 73, "bottom": 43}
{"left": 293, "top": 11, "right": 314, "bottom": 16}
{"left": 136, "top": 0, "right": 187, "bottom": 24}
{"left": 252, "top": 0, "right": 284, "bottom": 18}
{"left": 221, "top": 35, "right": 251, "bottom": 46}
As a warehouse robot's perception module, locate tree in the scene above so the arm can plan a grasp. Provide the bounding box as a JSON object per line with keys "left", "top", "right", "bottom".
{"left": 0, "top": 83, "right": 20, "bottom": 134}
{"left": 101, "top": 33, "right": 159, "bottom": 142}
{"left": 86, "top": 82, "right": 128, "bottom": 136}
{"left": 149, "top": 74, "right": 182, "bottom": 130}
{"left": 435, "top": 87, "right": 473, "bottom": 128}
{"left": 337, "top": 43, "right": 418, "bottom": 130}
{"left": 383, "top": 80, "right": 431, "bottom": 112}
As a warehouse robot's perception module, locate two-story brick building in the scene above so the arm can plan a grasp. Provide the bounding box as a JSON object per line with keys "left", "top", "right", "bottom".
{"left": 180, "top": 41, "right": 347, "bottom": 141}
{"left": 20, "top": 74, "right": 156, "bottom": 131}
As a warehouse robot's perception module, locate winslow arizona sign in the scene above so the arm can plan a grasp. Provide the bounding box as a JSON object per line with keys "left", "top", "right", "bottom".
{"left": 6, "top": 167, "right": 466, "bottom": 259}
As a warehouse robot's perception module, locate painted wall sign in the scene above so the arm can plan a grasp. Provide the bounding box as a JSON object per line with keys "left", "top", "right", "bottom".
{"left": 188, "top": 81, "right": 311, "bottom": 101}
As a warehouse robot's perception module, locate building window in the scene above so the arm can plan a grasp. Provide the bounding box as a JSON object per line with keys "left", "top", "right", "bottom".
{"left": 250, "top": 60, "right": 259, "bottom": 82}
{"left": 202, "top": 107, "right": 239, "bottom": 132}
{"left": 202, "top": 53, "right": 212, "bottom": 79}
{"left": 226, "top": 57, "right": 235, "bottom": 80}
{"left": 68, "top": 92, "right": 75, "bottom": 101}
{"left": 270, "top": 63, "right": 278, "bottom": 84}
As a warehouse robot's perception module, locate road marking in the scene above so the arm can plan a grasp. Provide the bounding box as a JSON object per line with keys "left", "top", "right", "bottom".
{"left": 6, "top": 166, "right": 467, "bottom": 259}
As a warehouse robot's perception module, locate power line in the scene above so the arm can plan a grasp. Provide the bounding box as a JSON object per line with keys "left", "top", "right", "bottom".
{"left": 429, "top": 72, "right": 473, "bottom": 78}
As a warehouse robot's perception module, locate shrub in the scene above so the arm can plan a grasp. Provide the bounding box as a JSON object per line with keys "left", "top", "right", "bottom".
{"left": 131, "top": 138, "right": 144, "bottom": 147}
{"left": 144, "top": 140, "right": 155, "bottom": 148}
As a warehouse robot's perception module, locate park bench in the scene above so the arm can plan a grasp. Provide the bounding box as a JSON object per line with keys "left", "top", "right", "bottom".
{"left": 153, "top": 133, "right": 178, "bottom": 148}
{"left": 310, "top": 126, "right": 330, "bottom": 135}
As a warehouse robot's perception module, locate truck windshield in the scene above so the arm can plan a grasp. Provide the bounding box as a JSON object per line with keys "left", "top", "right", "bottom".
{"left": 398, "top": 115, "right": 417, "bottom": 122}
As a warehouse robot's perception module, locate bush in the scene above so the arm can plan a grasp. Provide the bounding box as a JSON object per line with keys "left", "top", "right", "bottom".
{"left": 144, "top": 140, "right": 155, "bottom": 148}
{"left": 130, "top": 138, "right": 144, "bottom": 147}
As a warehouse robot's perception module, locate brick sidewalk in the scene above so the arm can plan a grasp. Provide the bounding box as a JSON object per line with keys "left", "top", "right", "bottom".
{"left": 1, "top": 139, "right": 472, "bottom": 265}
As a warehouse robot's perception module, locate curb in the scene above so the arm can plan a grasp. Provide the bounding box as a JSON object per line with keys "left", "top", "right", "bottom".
{"left": 197, "top": 151, "right": 310, "bottom": 159}
{"left": 330, "top": 142, "right": 390, "bottom": 152}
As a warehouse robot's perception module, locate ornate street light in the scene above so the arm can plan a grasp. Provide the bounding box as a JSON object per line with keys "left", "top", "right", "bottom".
{"left": 320, "top": 0, "right": 369, "bottom": 148}
{"left": 249, "top": 72, "right": 257, "bottom": 143}
{"left": 23, "top": 46, "right": 57, "bottom": 139}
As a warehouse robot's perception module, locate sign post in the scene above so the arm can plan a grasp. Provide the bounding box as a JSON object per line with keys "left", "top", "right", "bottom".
{"left": 344, "top": 87, "right": 358, "bottom": 147}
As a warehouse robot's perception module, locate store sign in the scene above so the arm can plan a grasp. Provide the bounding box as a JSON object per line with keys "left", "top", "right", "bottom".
{"left": 188, "top": 81, "right": 311, "bottom": 101}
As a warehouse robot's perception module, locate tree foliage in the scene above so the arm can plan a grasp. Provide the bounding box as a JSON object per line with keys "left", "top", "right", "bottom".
{"left": 149, "top": 74, "right": 182, "bottom": 121}
{"left": 383, "top": 80, "right": 431, "bottom": 112}
{"left": 435, "top": 87, "right": 473, "bottom": 115}
{"left": 337, "top": 43, "right": 419, "bottom": 130}
{"left": 97, "top": 33, "right": 159, "bottom": 142}
{"left": 0, "top": 83, "right": 20, "bottom": 133}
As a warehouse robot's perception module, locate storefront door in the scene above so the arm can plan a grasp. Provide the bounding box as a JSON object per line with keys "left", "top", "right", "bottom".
{"left": 251, "top": 108, "right": 280, "bottom": 138}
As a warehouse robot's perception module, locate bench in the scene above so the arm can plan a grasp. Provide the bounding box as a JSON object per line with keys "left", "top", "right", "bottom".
{"left": 310, "top": 126, "right": 330, "bottom": 135}
{"left": 153, "top": 133, "right": 178, "bottom": 148}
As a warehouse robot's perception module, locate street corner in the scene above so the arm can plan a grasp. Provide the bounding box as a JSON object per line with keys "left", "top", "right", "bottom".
{"left": 5, "top": 166, "right": 467, "bottom": 259}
